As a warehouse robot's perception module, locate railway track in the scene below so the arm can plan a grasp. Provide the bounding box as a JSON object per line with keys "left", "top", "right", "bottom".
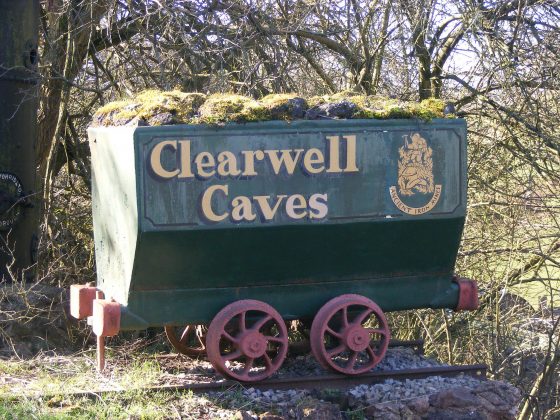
{"left": 139, "top": 363, "right": 487, "bottom": 395}
{"left": 45, "top": 339, "right": 486, "bottom": 399}
{"left": 59, "top": 363, "right": 486, "bottom": 400}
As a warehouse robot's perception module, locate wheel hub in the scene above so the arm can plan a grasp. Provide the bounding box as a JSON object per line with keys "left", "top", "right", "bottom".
{"left": 239, "top": 331, "right": 267, "bottom": 358}
{"left": 344, "top": 325, "right": 370, "bottom": 352}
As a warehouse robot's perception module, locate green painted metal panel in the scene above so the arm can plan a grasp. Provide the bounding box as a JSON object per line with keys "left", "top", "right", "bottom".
{"left": 88, "top": 118, "right": 467, "bottom": 330}
{"left": 136, "top": 119, "right": 464, "bottom": 229}
{"left": 89, "top": 127, "right": 139, "bottom": 305}
{"left": 121, "top": 275, "right": 460, "bottom": 330}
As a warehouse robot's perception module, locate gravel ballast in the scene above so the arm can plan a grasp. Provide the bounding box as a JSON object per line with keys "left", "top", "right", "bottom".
{"left": 202, "top": 346, "right": 520, "bottom": 419}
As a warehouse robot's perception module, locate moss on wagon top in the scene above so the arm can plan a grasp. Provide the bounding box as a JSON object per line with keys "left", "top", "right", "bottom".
{"left": 91, "top": 90, "right": 454, "bottom": 127}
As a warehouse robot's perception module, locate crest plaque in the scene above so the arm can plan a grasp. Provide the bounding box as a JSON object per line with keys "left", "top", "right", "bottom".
{"left": 389, "top": 133, "right": 442, "bottom": 215}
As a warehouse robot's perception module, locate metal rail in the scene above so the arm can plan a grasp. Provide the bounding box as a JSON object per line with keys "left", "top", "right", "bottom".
{"left": 149, "top": 364, "right": 487, "bottom": 394}
{"left": 52, "top": 363, "right": 486, "bottom": 399}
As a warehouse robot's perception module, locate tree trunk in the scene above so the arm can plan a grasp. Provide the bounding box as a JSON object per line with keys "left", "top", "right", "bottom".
{"left": 37, "top": 1, "right": 105, "bottom": 206}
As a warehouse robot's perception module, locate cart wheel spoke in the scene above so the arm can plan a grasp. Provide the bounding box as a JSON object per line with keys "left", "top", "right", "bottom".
{"left": 242, "top": 357, "right": 254, "bottom": 374}
{"left": 239, "top": 312, "right": 247, "bottom": 333}
{"left": 165, "top": 324, "right": 207, "bottom": 358}
{"left": 326, "top": 326, "right": 343, "bottom": 339}
{"left": 341, "top": 306, "right": 349, "bottom": 328}
{"left": 354, "top": 308, "right": 373, "bottom": 325}
{"left": 347, "top": 351, "right": 358, "bottom": 369}
{"left": 263, "top": 353, "right": 273, "bottom": 368}
{"left": 223, "top": 349, "right": 242, "bottom": 361}
{"left": 222, "top": 331, "right": 238, "bottom": 344}
{"left": 310, "top": 294, "right": 390, "bottom": 375}
{"left": 327, "top": 344, "right": 346, "bottom": 357}
{"left": 366, "top": 345, "right": 379, "bottom": 364}
{"left": 179, "top": 327, "right": 191, "bottom": 344}
{"left": 252, "top": 315, "right": 273, "bottom": 332}
{"left": 263, "top": 335, "right": 284, "bottom": 343}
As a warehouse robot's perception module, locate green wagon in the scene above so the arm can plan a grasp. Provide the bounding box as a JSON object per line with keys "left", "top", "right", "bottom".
{"left": 71, "top": 118, "right": 477, "bottom": 381}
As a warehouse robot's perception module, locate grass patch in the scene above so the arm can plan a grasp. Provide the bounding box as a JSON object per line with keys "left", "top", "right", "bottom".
{"left": 0, "top": 350, "right": 166, "bottom": 398}
{"left": 119, "top": 359, "right": 163, "bottom": 389}
{"left": 0, "top": 350, "right": 235, "bottom": 419}
{"left": 0, "top": 391, "right": 200, "bottom": 420}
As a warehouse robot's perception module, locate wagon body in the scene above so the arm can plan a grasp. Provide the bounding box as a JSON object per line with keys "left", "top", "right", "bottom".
{"left": 87, "top": 118, "right": 467, "bottom": 330}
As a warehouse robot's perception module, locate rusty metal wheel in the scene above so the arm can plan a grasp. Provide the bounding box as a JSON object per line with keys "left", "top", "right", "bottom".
{"left": 164, "top": 324, "right": 207, "bottom": 357}
{"left": 206, "top": 300, "right": 288, "bottom": 382}
{"left": 310, "top": 294, "right": 390, "bottom": 375}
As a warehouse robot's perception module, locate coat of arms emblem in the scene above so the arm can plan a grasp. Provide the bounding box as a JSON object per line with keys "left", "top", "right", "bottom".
{"left": 389, "top": 133, "right": 442, "bottom": 215}
{"left": 398, "top": 133, "right": 434, "bottom": 196}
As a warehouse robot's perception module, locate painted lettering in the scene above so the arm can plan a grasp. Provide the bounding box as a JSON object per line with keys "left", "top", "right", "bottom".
{"left": 326, "top": 136, "right": 342, "bottom": 173}
{"left": 309, "top": 193, "right": 329, "bottom": 219}
{"left": 285, "top": 194, "right": 307, "bottom": 219}
{"left": 217, "top": 151, "right": 241, "bottom": 177}
{"left": 200, "top": 184, "right": 229, "bottom": 222}
{"left": 303, "top": 148, "right": 325, "bottom": 174}
{"left": 253, "top": 195, "right": 287, "bottom": 221}
{"left": 150, "top": 135, "right": 359, "bottom": 180}
{"left": 241, "top": 150, "right": 265, "bottom": 176}
{"left": 342, "top": 135, "right": 359, "bottom": 172}
{"left": 231, "top": 196, "right": 257, "bottom": 222}
{"left": 150, "top": 140, "right": 180, "bottom": 179}
{"left": 265, "top": 149, "right": 305, "bottom": 175}
{"left": 194, "top": 151, "right": 216, "bottom": 178}
{"left": 178, "top": 140, "right": 194, "bottom": 178}
{"left": 149, "top": 133, "right": 361, "bottom": 224}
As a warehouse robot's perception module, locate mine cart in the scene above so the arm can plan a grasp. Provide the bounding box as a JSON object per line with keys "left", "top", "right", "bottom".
{"left": 71, "top": 118, "right": 478, "bottom": 381}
